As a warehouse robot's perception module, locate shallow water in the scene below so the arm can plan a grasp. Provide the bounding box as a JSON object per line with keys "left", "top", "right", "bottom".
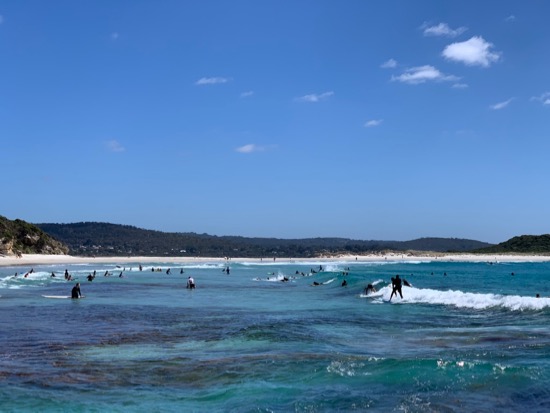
{"left": 1, "top": 259, "right": 550, "bottom": 412}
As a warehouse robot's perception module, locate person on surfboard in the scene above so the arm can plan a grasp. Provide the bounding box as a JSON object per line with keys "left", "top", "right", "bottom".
{"left": 390, "top": 275, "right": 403, "bottom": 301}
{"left": 364, "top": 284, "right": 376, "bottom": 295}
{"left": 71, "top": 282, "right": 82, "bottom": 299}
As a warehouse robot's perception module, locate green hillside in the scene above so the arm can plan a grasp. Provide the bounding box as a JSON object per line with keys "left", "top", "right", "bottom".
{"left": 477, "top": 235, "right": 550, "bottom": 254}
{"left": 0, "top": 216, "right": 69, "bottom": 256}
{"left": 36, "top": 222, "right": 493, "bottom": 257}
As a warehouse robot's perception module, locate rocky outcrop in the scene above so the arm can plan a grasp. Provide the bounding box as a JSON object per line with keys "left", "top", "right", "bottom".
{"left": 0, "top": 215, "right": 69, "bottom": 256}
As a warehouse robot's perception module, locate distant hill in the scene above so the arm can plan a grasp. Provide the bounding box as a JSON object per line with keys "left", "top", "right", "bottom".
{"left": 0, "top": 216, "right": 69, "bottom": 256}
{"left": 476, "top": 235, "right": 550, "bottom": 254}
{"left": 36, "top": 222, "right": 493, "bottom": 257}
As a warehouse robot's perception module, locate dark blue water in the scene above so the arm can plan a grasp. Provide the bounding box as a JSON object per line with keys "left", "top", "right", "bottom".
{"left": 1, "top": 259, "right": 550, "bottom": 412}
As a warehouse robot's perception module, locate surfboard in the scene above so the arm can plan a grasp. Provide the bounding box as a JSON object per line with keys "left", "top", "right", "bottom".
{"left": 42, "top": 295, "right": 85, "bottom": 299}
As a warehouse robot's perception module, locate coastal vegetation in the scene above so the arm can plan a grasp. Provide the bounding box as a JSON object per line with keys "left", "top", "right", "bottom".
{"left": 35, "top": 221, "right": 492, "bottom": 257}
{"left": 0, "top": 215, "right": 69, "bottom": 256}
{"left": 476, "top": 235, "right": 550, "bottom": 254}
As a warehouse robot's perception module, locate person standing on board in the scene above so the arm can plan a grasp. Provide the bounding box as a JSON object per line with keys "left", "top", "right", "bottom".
{"left": 389, "top": 275, "right": 403, "bottom": 301}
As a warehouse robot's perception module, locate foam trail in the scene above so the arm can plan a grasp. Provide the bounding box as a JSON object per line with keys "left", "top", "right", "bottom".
{"left": 369, "top": 286, "right": 550, "bottom": 311}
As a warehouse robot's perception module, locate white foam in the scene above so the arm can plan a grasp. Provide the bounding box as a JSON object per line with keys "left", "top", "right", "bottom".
{"left": 371, "top": 286, "right": 550, "bottom": 311}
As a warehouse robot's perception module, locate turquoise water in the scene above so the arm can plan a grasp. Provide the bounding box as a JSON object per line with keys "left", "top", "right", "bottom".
{"left": 1, "top": 259, "right": 550, "bottom": 412}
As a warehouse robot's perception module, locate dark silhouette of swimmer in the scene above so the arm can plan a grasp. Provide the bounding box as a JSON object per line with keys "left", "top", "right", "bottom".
{"left": 341, "top": 279, "right": 347, "bottom": 287}
{"left": 364, "top": 284, "right": 376, "bottom": 295}
{"left": 71, "top": 282, "right": 82, "bottom": 299}
{"left": 390, "top": 275, "right": 403, "bottom": 301}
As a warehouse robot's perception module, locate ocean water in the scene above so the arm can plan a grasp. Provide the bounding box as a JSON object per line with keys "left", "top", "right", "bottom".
{"left": 1, "top": 259, "right": 550, "bottom": 412}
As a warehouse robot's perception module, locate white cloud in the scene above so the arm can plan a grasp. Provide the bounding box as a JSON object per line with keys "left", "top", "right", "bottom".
{"left": 452, "top": 83, "right": 469, "bottom": 89}
{"left": 380, "top": 58, "right": 397, "bottom": 69}
{"left": 195, "top": 77, "right": 230, "bottom": 85}
{"left": 295, "top": 91, "right": 334, "bottom": 102}
{"left": 422, "top": 22, "right": 467, "bottom": 37}
{"left": 235, "top": 144, "right": 275, "bottom": 153}
{"left": 365, "top": 119, "right": 383, "bottom": 127}
{"left": 442, "top": 36, "right": 501, "bottom": 67}
{"left": 391, "top": 65, "right": 458, "bottom": 85}
{"left": 240, "top": 91, "right": 254, "bottom": 98}
{"left": 106, "top": 140, "right": 125, "bottom": 152}
{"left": 490, "top": 98, "right": 513, "bottom": 110}
{"left": 531, "top": 92, "right": 550, "bottom": 105}
{"left": 505, "top": 15, "right": 516, "bottom": 23}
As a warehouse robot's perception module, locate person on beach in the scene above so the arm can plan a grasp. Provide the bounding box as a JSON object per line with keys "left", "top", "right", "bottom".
{"left": 71, "top": 282, "right": 82, "bottom": 299}
{"left": 187, "top": 276, "right": 195, "bottom": 289}
{"left": 390, "top": 275, "right": 403, "bottom": 301}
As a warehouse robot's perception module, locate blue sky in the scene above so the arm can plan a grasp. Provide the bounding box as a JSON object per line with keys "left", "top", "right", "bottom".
{"left": 1, "top": 1, "right": 549, "bottom": 243}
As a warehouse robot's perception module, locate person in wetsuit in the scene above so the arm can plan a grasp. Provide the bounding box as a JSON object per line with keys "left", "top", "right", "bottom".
{"left": 390, "top": 275, "right": 403, "bottom": 301}
{"left": 71, "top": 282, "right": 82, "bottom": 299}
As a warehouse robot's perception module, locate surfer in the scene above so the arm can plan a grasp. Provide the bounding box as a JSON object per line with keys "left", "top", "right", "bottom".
{"left": 364, "top": 284, "right": 376, "bottom": 295}
{"left": 341, "top": 279, "right": 348, "bottom": 287}
{"left": 389, "top": 275, "right": 403, "bottom": 301}
{"left": 187, "top": 276, "right": 195, "bottom": 289}
{"left": 71, "top": 282, "right": 82, "bottom": 299}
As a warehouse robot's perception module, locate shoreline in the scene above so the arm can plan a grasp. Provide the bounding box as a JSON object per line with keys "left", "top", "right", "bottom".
{"left": 2, "top": 253, "right": 550, "bottom": 267}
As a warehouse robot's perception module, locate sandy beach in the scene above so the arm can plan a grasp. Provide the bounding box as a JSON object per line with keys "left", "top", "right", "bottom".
{"left": 1, "top": 252, "right": 550, "bottom": 267}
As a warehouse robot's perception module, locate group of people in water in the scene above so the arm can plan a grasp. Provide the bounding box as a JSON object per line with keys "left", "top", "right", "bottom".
{"left": 17, "top": 263, "right": 414, "bottom": 301}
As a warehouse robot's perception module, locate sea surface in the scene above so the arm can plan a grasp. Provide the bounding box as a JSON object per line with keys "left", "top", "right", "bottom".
{"left": 1, "top": 258, "right": 550, "bottom": 412}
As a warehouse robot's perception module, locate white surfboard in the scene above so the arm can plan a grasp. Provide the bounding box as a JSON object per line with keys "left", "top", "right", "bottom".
{"left": 42, "top": 295, "right": 85, "bottom": 299}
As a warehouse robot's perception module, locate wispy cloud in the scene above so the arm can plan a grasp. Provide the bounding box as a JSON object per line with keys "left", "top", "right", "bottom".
{"left": 240, "top": 91, "right": 254, "bottom": 98}
{"left": 422, "top": 22, "right": 467, "bottom": 37}
{"left": 392, "top": 65, "right": 458, "bottom": 85}
{"left": 195, "top": 77, "right": 230, "bottom": 86}
{"left": 490, "top": 98, "right": 513, "bottom": 110}
{"left": 295, "top": 91, "right": 334, "bottom": 103}
{"left": 0, "top": 15, "right": 4, "bottom": 24}
{"left": 505, "top": 15, "right": 516, "bottom": 23}
{"left": 531, "top": 92, "right": 550, "bottom": 105}
{"left": 380, "top": 58, "right": 397, "bottom": 69}
{"left": 452, "top": 83, "right": 469, "bottom": 89}
{"left": 364, "top": 119, "right": 383, "bottom": 127}
{"left": 106, "top": 140, "right": 125, "bottom": 152}
{"left": 442, "top": 36, "right": 501, "bottom": 67}
{"left": 235, "top": 144, "right": 274, "bottom": 153}
{"left": 111, "top": 32, "right": 119, "bottom": 40}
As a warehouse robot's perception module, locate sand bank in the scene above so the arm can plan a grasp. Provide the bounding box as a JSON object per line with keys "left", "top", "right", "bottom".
{"left": 1, "top": 253, "right": 550, "bottom": 268}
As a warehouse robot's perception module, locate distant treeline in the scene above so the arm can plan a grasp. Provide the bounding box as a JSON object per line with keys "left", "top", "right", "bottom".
{"left": 475, "top": 235, "right": 550, "bottom": 254}
{"left": 36, "top": 222, "right": 493, "bottom": 257}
